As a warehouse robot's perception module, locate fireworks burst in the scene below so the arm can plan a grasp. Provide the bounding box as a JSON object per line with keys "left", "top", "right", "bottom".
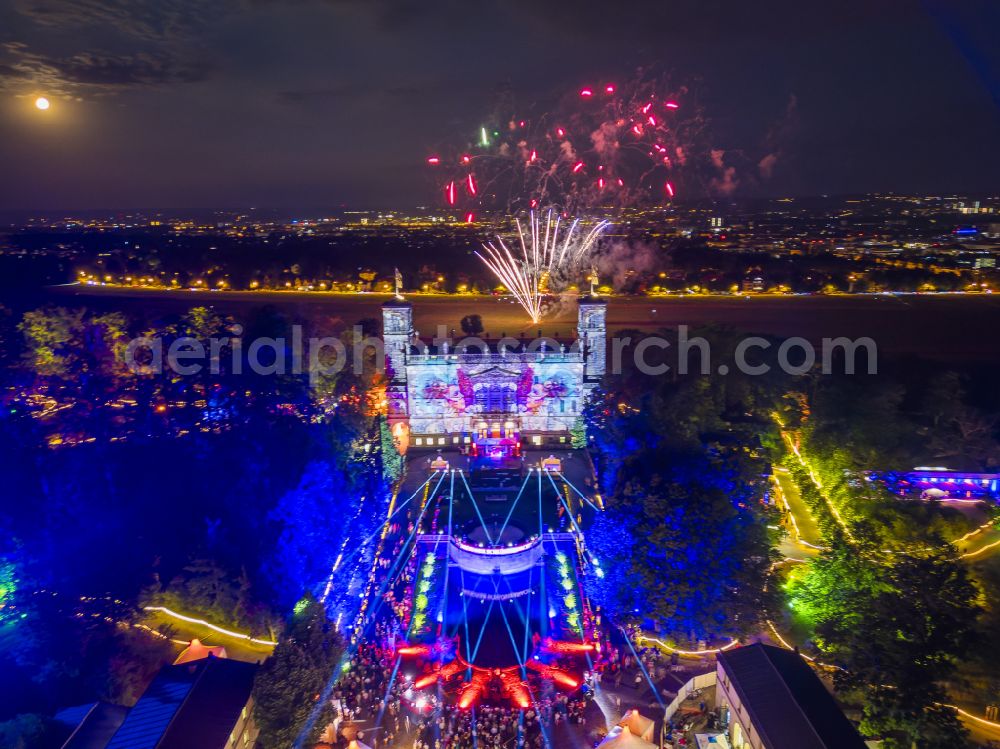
{"left": 427, "top": 71, "right": 708, "bottom": 213}
{"left": 476, "top": 210, "right": 610, "bottom": 323}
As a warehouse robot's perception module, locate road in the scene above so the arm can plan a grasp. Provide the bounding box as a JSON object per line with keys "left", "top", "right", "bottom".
{"left": 949, "top": 703, "right": 1000, "bottom": 744}
{"left": 953, "top": 512, "right": 1000, "bottom": 561}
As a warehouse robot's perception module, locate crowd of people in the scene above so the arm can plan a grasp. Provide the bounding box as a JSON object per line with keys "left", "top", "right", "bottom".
{"left": 317, "top": 617, "right": 700, "bottom": 749}
{"left": 321, "top": 624, "right": 603, "bottom": 749}
{"left": 409, "top": 691, "right": 593, "bottom": 749}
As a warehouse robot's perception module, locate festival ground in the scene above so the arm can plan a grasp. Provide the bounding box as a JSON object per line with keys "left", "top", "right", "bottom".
{"left": 318, "top": 448, "right": 715, "bottom": 748}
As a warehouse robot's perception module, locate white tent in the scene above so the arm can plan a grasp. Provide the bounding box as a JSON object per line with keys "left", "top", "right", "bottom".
{"left": 598, "top": 725, "right": 658, "bottom": 749}
{"left": 618, "top": 709, "right": 656, "bottom": 742}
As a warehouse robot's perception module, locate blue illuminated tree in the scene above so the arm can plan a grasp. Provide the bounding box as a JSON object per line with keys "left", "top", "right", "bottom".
{"left": 584, "top": 510, "right": 637, "bottom": 618}
{"left": 610, "top": 449, "right": 776, "bottom": 642}
{"left": 265, "top": 460, "right": 359, "bottom": 610}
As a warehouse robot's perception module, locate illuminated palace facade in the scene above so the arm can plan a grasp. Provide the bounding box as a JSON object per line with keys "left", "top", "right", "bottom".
{"left": 382, "top": 297, "right": 606, "bottom": 453}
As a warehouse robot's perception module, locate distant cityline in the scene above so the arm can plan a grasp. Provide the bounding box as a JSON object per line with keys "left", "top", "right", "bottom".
{"left": 5, "top": 191, "right": 997, "bottom": 298}
{"left": 0, "top": 192, "right": 996, "bottom": 224}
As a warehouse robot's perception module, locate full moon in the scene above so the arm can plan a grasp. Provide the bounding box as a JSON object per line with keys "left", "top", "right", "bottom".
{"left": 35, "top": 96, "right": 50, "bottom": 110}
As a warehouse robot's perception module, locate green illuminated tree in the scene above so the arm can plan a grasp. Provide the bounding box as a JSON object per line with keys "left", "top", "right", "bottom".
{"left": 379, "top": 417, "right": 403, "bottom": 481}
{"left": 790, "top": 542, "right": 978, "bottom": 748}
{"left": 182, "top": 306, "right": 227, "bottom": 339}
{"left": 0, "top": 558, "right": 16, "bottom": 625}
{"left": 19, "top": 307, "right": 86, "bottom": 378}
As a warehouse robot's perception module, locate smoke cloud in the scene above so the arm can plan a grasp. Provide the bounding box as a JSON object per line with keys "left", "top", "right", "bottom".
{"left": 593, "top": 238, "right": 661, "bottom": 291}
{"left": 758, "top": 152, "right": 779, "bottom": 179}
{"left": 756, "top": 94, "right": 798, "bottom": 182}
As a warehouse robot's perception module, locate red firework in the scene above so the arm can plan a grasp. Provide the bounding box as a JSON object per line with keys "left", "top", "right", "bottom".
{"left": 425, "top": 71, "right": 703, "bottom": 212}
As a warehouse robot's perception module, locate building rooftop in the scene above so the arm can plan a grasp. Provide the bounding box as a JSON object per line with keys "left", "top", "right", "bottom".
{"left": 105, "top": 654, "right": 258, "bottom": 749}
{"left": 58, "top": 702, "right": 130, "bottom": 749}
{"left": 717, "top": 644, "right": 865, "bottom": 749}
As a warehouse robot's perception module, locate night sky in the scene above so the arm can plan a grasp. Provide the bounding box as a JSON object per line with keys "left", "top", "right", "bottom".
{"left": 0, "top": 0, "right": 998, "bottom": 213}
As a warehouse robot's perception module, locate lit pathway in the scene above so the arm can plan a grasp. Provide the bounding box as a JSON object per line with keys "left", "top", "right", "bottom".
{"left": 777, "top": 423, "right": 1000, "bottom": 561}
{"left": 141, "top": 606, "right": 275, "bottom": 663}
{"left": 772, "top": 467, "right": 824, "bottom": 558}
{"left": 955, "top": 521, "right": 1000, "bottom": 561}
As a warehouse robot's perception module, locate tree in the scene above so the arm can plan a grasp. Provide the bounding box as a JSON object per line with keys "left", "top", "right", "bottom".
{"left": 0, "top": 557, "right": 17, "bottom": 625}
{"left": 182, "top": 306, "right": 227, "bottom": 339}
{"left": 920, "top": 371, "right": 1000, "bottom": 469}
{"left": 379, "top": 417, "right": 403, "bottom": 482}
{"left": 789, "top": 542, "right": 978, "bottom": 748}
{"left": 786, "top": 539, "right": 890, "bottom": 650}
{"left": 0, "top": 584, "right": 171, "bottom": 724}
{"left": 611, "top": 452, "right": 776, "bottom": 641}
{"left": 585, "top": 510, "right": 637, "bottom": 616}
{"left": 19, "top": 307, "right": 130, "bottom": 382}
{"left": 163, "top": 558, "right": 240, "bottom": 626}
{"left": 19, "top": 307, "right": 87, "bottom": 378}
{"left": 805, "top": 376, "right": 913, "bottom": 470}
{"left": 849, "top": 551, "right": 976, "bottom": 747}
{"left": 460, "top": 314, "right": 484, "bottom": 337}
{"left": 104, "top": 626, "right": 175, "bottom": 706}
{"left": 0, "top": 713, "right": 65, "bottom": 749}
{"left": 582, "top": 328, "right": 787, "bottom": 641}
{"left": 0, "top": 304, "right": 15, "bottom": 367}
{"left": 264, "top": 461, "right": 361, "bottom": 611}
{"left": 253, "top": 596, "right": 344, "bottom": 749}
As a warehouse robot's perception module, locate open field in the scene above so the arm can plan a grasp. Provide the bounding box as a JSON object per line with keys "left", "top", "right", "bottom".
{"left": 45, "top": 284, "right": 1000, "bottom": 361}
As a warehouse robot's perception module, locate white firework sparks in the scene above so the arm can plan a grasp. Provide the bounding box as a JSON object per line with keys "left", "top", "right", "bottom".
{"left": 477, "top": 210, "right": 609, "bottom": 323}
